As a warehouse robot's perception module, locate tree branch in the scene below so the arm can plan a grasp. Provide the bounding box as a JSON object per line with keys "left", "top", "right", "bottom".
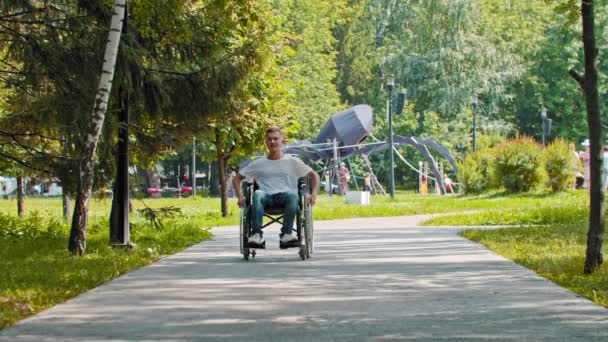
{"left": 0, "top": 150, "right": 52, "bottom": 174}
{"left": 569, "top": 68, "right": 584, "bottom": 87}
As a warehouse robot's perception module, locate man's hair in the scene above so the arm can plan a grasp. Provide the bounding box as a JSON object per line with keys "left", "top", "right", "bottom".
{"left": 266, "top": 126, "right": 284, "bottom": 137}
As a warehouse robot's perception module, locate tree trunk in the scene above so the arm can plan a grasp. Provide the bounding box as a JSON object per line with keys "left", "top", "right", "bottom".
{"left": 215, "top": 129, "right": 229, "bottom": 217}
{"left": 570, "top": 0, "right": 604, "bottom": 274}
{"left": 110, "top": 84, "right": 130, "bottom": 246}
{"left": 62, "top": 189, "right": 70, "bottom": 220}
{"left": 16, "top": 176, "right": 24, "bottom": 217}
{"left": 68, "top": 0, "right": 126, "bottom": 256}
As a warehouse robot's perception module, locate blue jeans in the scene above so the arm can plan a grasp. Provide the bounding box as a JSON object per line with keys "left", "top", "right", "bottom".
{"left": 251, "top": 190, "right": 299, "bottom": 237}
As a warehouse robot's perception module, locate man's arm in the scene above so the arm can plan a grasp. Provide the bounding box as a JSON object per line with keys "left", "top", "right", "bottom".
{"left": 233, "top": 173, "right": 246, "bottom": 207}
{"left": 307, "top": 170, "right": 320, "bottom": 205}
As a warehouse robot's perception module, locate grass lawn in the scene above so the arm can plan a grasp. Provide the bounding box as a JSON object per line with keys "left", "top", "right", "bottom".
{"left": 461, "top": 225, "right": 608, "bottom": 308}
{"left": 418, "top": 190, "right": 608, "bottom": 308}
{"left": 0, "top": 189, "right": 596, "bottom": 327}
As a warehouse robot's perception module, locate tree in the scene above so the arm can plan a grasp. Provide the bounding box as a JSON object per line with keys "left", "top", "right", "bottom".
{"left": 68, "top": 0, "right": 126, "bottom": 255}
{"left": 273, "top": 0, "right": 346, "bottom": 140}
{"left": 566, "top": 0, "right": 605, "bottom": 274}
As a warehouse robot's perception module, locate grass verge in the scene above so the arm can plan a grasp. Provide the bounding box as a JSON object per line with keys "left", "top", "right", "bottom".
{"left": 0, "top": 199, "right": 219, "bottom": 328}
{"left": 461, "top": 225, "right": 608, "bottom": 307}
{"left": 416, "top": 190, "right": 607, "bottom": 308}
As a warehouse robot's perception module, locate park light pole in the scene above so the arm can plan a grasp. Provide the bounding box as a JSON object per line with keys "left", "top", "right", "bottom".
{"left": 540, "top": 105, "right": 547, "bottom": 146}
{"left": 192, "top": 137, "right": 196, "bottom": 197}
{"left": 387, "top": 75, "right": 395, "bottom": 198}
{"left": 471, "top": 94, "right": 478, "bottom": 152}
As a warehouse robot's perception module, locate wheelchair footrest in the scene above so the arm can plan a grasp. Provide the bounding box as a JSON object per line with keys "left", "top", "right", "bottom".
{"left": 246, "top": 241, "right": 266, "bottom": 249}
{"left": 279, "top": 240, "right": 302, "bottom": 249}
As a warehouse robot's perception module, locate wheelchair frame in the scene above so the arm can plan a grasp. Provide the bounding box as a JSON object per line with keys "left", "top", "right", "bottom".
{"left": 239, "top": 177, "right": 314, "bottom": 260}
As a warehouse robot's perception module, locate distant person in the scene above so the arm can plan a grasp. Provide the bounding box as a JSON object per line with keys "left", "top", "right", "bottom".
{"left": 338, "top": 162, "right": 350, "bottom": 195}
{"left": 364, "top": 172, "right": 371, "bottom": 192}
{"left": 570, "top": 143, "right": 581, "bottom": 189}
{"left": 580, "top": 139, "right": 591, "bottom": 188}
{"left": 324, "top": 169, "right": 332, "bottom": 195}
{"left": 443, "top": 174, "right": 454, "bottom": 194}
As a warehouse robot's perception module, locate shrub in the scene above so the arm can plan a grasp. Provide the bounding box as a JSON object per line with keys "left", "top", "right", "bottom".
{"left": 457, "top": 147, "right": 496, "bottom": 194}
{"left": 493, "top": 137, "right": 543, "bottom": 192}
{"left": 543, "top": 138, "right": 577, "bottom": 191}
{"left": 0, "top": 211, "right": 68, "bottom": 240}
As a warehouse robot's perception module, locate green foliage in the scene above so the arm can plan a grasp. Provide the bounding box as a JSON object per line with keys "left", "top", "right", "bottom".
{"left": 493, "top": 137, "right": 543, "bottom": 192}
{"left": 476, "top": 132, "right": 507, "bottom": 150}
{"left": 543, "top": 138, "right": 577, "bottom": 191}
{"left": 136, "top": 206, "right": 182, "bottom": 230}
{"left": 0, "top": 211, "right": 66, "bottom": 240}
{"left": 511, "top": 0, "right": 607, "bottom": 143}
{"left": 457, "top": 148, "right": 496, "bottom": 194}
{"left": 273, "top": 0, "right": 346, "bottom": 140}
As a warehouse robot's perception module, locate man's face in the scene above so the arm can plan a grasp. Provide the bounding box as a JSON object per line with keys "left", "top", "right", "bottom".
{"left": 265, "top": 131, "right": 284, "bottom": 153}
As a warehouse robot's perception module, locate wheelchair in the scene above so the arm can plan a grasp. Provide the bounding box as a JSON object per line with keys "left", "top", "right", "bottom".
{"left": 239, "top": 177, "right": 314, "bottom": 260}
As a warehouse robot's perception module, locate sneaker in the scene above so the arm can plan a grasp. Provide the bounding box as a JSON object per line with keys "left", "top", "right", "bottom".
{"left": 248, "top": 233, "right": 265, "bottom": 245}
{"left": 280, "top": 234, "right": 297, "bottom": 244}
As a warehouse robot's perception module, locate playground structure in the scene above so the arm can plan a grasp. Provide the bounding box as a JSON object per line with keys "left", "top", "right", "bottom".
{"left": 282, "top": 105, "right": 458, "bottom": 195}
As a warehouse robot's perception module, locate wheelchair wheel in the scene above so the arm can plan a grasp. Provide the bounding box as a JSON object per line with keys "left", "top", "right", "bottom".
{"left": 239, "top": 207, "right": 246, "bottom": 255}
{"left": 304, "top": 195, "right": 314, "bottom": 257}
{"left": 241, "top": 181, "right": 254, "bottom": 261}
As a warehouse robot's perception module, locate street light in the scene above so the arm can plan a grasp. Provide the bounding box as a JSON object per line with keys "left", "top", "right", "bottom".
{"left": 387, "top": 75, "right": 395, "bottom": 198}
{"left": 541, "top": 106, "right": 547, "bottom": 146}
{"left": 540, "top": 106, "right": 552, "bottom": 146}
{"left": 471, "top": 95, "right": 478, "bottom": 152}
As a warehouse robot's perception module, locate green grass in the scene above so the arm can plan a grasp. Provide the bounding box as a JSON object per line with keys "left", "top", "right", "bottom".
{"left": 0, "top": 190, "right": 593, "bottom": 327}
{"left": 421, "top": 205, "right": 588, "bottom": 226}
{"left": 0, "top": 197, "right": 223, "bottom": 328}
{"left": 312, "top": 189, "right": 588, "bottom": 220}
{"left": 461, "top": 225, "right": 608, "bottom": 308}
{"left": 416, "top": 190, "right": 608, "bottom": 308}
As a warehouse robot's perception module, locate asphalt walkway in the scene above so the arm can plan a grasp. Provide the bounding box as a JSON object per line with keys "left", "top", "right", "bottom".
{"left": 2, "top": 215, "right": 608, "bottom": 341}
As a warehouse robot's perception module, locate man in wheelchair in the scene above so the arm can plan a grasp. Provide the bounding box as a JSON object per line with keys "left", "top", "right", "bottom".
{"left": 233, "top": 127, "right": 320, "bottom": 249}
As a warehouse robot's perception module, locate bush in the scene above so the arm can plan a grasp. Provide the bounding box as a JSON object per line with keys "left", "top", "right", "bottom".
{"left": 457, "top": 147, "right": 496, "bottom": 194}
{"left": 493, "top": 137, "right": 543, "bottom": 192}
{"left": 0, "top": 211, "right": 68, "bottom": 240}
{"left": 543, "top": 138, "right": 577, "bottom": 191}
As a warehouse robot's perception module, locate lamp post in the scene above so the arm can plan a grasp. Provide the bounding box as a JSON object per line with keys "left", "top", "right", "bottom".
{"left": 192, "top": 137, "right": 196, "bottom": 197}
{"left": 387, "top": 75, "right": 395, "bottom": 198}
{"left": 471, "top": 95, "right": 478, "bottom": 152}
{"left": 540, "top": 106, "right": 547, "bottom": 146}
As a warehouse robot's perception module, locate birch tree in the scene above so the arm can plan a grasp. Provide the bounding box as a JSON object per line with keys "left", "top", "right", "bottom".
{"left": 68, "top": 0, "right": 126, "bottom": 255}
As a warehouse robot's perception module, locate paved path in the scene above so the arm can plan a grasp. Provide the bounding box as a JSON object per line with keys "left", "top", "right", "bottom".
{"left": 2, "top": 215, "right": 608, "bottom": 341}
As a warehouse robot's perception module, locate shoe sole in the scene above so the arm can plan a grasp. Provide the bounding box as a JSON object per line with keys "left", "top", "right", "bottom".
{"left": 246, "top": 241, "right": 266, "bottom": 249}
{"left": 279, "top": 240, "right": 301, "bottom": 249}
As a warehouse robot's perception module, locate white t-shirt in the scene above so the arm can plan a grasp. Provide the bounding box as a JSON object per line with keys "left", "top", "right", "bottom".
{"left": 239, "top": 155, "right": 312, "bottom": 194}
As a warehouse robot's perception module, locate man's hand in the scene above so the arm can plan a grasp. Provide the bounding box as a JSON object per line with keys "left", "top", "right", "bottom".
{"left": 233, "top": 173, "right": 246, "bottom": 207}
{"left": 307, "top": 170, "right": 320, "bottom": 206}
